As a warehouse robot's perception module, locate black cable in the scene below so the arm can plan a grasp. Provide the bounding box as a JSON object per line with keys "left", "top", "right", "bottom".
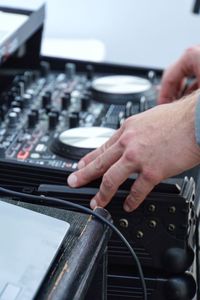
{"left": 0, "top": 186, "right": 147, "bottom": 300}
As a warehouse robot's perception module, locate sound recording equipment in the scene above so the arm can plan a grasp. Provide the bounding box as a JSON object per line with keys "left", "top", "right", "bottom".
{"left": 0, "top": 4, "right": 199, "bottom": 300}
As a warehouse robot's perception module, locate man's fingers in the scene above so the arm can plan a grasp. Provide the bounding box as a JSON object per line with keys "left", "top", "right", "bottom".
{"left": 158, "top": 46, "right": 200, "bottom": 104}
{"left": 67, "top": 143, "right": 122, "bottom": 187}
{"left": 123, "top": 173, "right": 156, "bottom": 212}
{"left": 77, "top": 127, "right": 123, "bottom": 169}
{"left": 89, "top": 154, "right": 139, "bottom": 209}
{"left": 158, "top": 62, "right": 185, "bottom": 104}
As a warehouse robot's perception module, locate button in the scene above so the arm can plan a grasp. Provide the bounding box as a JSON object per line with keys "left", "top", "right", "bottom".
{"left": 17, "top": 150, "right": 29, "bottom": 160}
{"left": 30, "top": 153, "right": 41, "bottom": 159}
{"left": 35, "top": 144, "right": 47, "bottom": 152}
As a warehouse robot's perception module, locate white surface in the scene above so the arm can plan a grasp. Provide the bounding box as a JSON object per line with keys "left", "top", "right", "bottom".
{"left": 0, "top": 200, "right": 70, "bottom": 300}
{"left": 92, "top": 75, "right": 151, "bottom": 94}
{"left": 0, "top": 0, "right": 200, "bottom": 69}
{"left": 60, "top": 127, "right": 115, "bottom": 148}
{"left": 42, "top": 0, "right": 200, "bottom": 69}
{"left": 0, "top": 0, "right": 43, "bottom": 10}
{"left": 41, "top": 37, "right": 106, "bottom": 61}
{"left": 0, "top": 11, "right": 28, "bottom": 44}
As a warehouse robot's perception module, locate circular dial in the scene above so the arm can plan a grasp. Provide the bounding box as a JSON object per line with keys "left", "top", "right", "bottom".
{"left": 51, "top": 127, "right": 116, "bottom": 160}
{"left": 91, "top": 75, "right": 155, "bottom": 104}
{"left": 92, "top": 75, "right": 151, "bottom": 94}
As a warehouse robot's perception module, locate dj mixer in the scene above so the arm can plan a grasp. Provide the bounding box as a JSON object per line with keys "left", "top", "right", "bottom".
{"left": 0, "top": 4, "right": 199, "bottom": 300}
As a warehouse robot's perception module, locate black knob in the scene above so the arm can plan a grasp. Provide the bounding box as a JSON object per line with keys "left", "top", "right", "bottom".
{"left": 23, "top": 71, "right": 33, "bottom": 87}
{"left": 0, "top": 107, "right": 6, "bottom": 121}
{"left": 0, "top": 145, "right": 6, "bottom": 158}
{"left": 148, "top": 70, "right": 157, "bottom": 84}
{"left": 6, "top": 92, "right": 15, "bottom": 107}
{"left": 31, "top": 109, "right": 39, "bottom": 121}
{"left": 61, "top": 94, "right": 71, "bottom": 110}
{"left": 86, "top": 64, "right": 94, "bottom": 81}
{"left": 49, "top": 112, "right": 59, "bottom": 130}
{"left": 69, "top": 113, "right": 79, "bottom": 128}
{"left": 23, "top": 94, "right": 32, "bottom": 108}
{"left": 11, "top": 86, "right": 20, "bottom": 96}
{"left": 118, "top": 111, "right": 125, "bottom": 127}
{"left": 16, "top": 81, "right": 25, "bottom": 96}
{"left": 8, "top": 112, "right": 18, "bottom": 127}
{"left": 28, "top": 111, "right": 38, "bottom": 128}
{"left": 125, "top": 101, "right": 133, "bottom": 118}
{"left": 80, "top": 96, "right": 90, "bottom": 111}
{"left": 42, "top": 92, "right": 51, "bottom": 109}
{"left": 14, "top": 96, "right": 24, "bottom": 109}
{"left": 40, "top": 61, "right": 51, "bottom": 77}
{"left": 140, "top": 96, "right": 148, "bottom": 112}
{"left": 65, "top": 63, "right": 76, "bottom": 80}
{"left": 11, "top": 101, "right": 21, "bottom": 109}
{"left": 51, "top": 109, "right": 59, "bottom": 119}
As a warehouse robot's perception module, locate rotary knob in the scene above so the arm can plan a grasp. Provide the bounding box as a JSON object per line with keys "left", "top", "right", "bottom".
{"left": 61, "top": 93, "right": 71, "bottom": 110}
{"left": 8, "top": 112, "right": 18, "bottom": 127}
{"left": 49, "top": 112, "right": 59, "bottom": 130}
{"left": 68, "top": 113, "right": 79, "bottom": 128}
{"left": 80, "top": 95, "right": 90, "bottom": 111}
{"left": 28, "top": 111, "right": 38, "bottom": 128}
{"left": 42, "top": 92, "right": 52, "bottom": 109}
{"left": 65, "top": 63, "right": 76, "bottom": 80}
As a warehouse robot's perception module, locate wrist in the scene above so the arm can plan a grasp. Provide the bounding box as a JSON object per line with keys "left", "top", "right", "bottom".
{"left": 173, "top": 91, "right": 200, "bottom": 159}
{"left": 195, "top": 91, "right": 200, "bottom": 147}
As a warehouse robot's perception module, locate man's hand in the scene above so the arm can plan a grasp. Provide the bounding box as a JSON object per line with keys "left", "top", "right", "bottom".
{"left": 158, "top": 45, "right": 200, "bottom": 104}
{"left": 67, "top": 93, "right": 200, "bottom": 212}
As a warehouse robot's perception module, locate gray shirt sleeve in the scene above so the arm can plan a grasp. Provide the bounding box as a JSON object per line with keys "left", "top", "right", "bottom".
{"left": 195, "top": 97, "right": 200, "bottom": 146}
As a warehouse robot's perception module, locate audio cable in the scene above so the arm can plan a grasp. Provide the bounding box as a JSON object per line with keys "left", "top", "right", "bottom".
{"left": 0, "top": 186, "right": 147, "bottom": 300}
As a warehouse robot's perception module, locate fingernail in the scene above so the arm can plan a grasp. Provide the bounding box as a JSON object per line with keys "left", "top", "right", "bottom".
{"left": 90, "top": 199, "right": 97, "bottom": 209}
{"left": 78, "top": 160, "right": 85, "bottom": 169}
{"left": 124, "top": 202, "right": 132, "bottom": 212}
{"left": 67, "top": 174, "right": 77, "bottom": 187}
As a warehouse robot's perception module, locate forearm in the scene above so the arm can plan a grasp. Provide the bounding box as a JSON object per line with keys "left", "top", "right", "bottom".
{"left": 195, "top": 89, "right": 200, "bottom": 147}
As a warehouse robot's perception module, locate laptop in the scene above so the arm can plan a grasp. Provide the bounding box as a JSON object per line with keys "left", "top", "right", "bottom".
{"left": 0, "top": 200, "right": 70, "bottom": 300}
{"left": 0, "top": 11, "right": 28, "bottom": 44}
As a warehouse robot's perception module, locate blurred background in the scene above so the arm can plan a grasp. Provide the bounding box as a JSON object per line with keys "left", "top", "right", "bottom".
{"left": 0, "top": 0, "right": 200, "bottom": 68}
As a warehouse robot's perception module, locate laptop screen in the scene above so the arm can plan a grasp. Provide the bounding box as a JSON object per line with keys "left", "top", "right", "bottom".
{"left": 0, "top": 11, "right": 28, "bottom": 45}
{"left": 0, "top": 200, "right": 70, "bottom": 300}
